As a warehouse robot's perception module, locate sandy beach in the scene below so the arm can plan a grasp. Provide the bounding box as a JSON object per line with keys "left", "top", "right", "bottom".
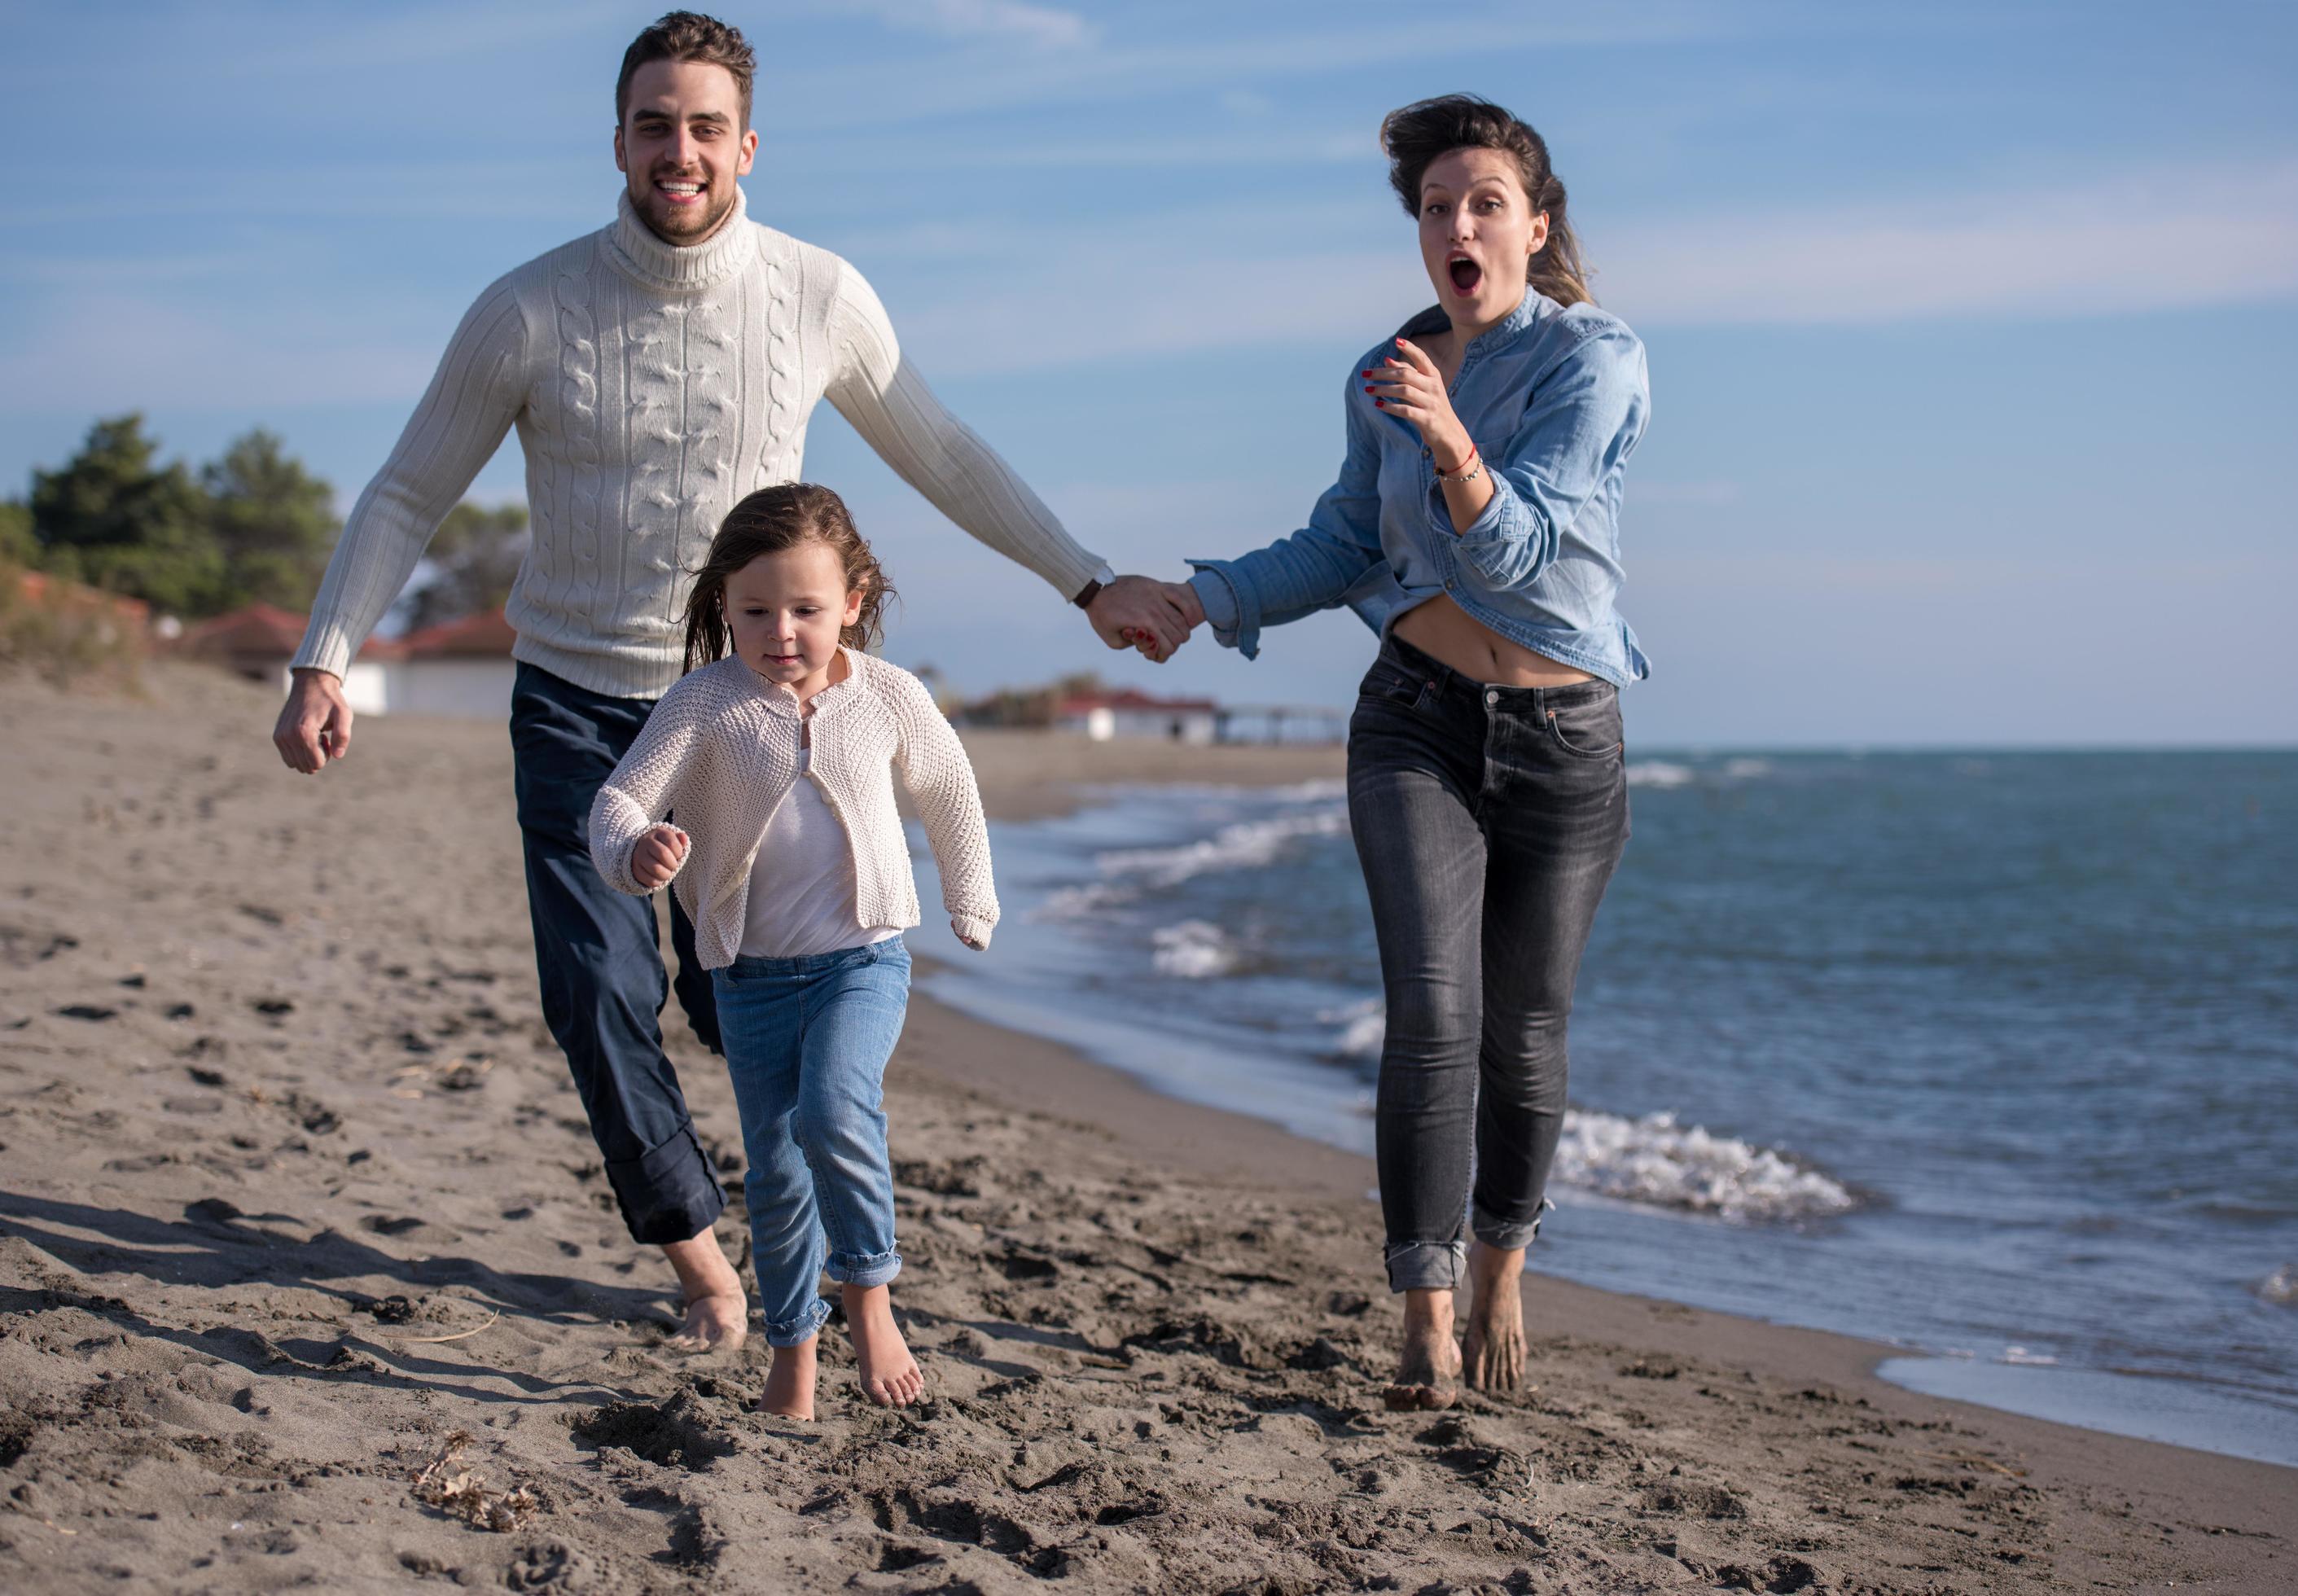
{"left": 0, "top": 663, "right": 2288, "bottom": 1594}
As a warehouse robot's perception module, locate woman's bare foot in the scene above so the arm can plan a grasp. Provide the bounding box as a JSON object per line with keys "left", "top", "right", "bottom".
{"left": 1462, "top": 1240, "right": 1528, "bottom": 1393}
{"left": 661, "top": 1230, "right": 748, "bottom": 1354}
{"left": 759, "top": 1336, "right": 818, "bottom": 1420}
{"left": 1383, "top": 1287, "right": 1461, "bottom": 1411}
{"left": 844, "top": 1283, "right": 923, "bottom": 1406}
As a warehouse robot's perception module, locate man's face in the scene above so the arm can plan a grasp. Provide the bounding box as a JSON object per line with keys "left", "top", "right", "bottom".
{"left": 614, "top": 59, "right": 757, "bottom": 245}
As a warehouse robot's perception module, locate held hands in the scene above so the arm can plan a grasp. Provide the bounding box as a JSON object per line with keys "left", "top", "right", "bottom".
{"left": 1086, "top": 575, "right": 1193, "bottom": 664}
{"left": 1366, "top": 338, "right": 1474, "bottom": 473}
{"left": 631, "top": 823, "right": 690, "bottom": 891}
{"left": 1110, "top": 578, "right": 1205, "bottom": 663}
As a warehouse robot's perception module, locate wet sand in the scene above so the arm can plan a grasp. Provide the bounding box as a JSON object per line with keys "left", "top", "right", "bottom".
{"left": 0, "top": 664, "right": 2288, "bottom": 1592}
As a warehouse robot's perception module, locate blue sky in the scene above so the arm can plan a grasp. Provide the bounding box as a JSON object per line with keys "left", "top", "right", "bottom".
{"left": 3, "top": 0, "right": 2294, "bottom": 744}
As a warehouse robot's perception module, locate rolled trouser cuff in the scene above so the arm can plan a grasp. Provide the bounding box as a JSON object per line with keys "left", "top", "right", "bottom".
{"left": 765, "top": 1296, "right": 831, "bottom": 1349}
{"left": 1384, "top": 1238, "right": 1467, "bottom": 1293}
{"left": 825, "top": 1247, "right": 901, "bottom": 1290}
{"left": 1472, "top": 1195, "right": 1555, "bottom": 1252}
{"left": 604, "top": 1120, "right": 727, "bottom": 1246}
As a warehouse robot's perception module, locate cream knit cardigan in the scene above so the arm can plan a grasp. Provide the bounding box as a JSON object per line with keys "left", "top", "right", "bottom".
{"left": 589, "top": 649, "right": 997, "bottom": 968}
{"left": 291, "top": 186, "right": 1107, "bottom": 699}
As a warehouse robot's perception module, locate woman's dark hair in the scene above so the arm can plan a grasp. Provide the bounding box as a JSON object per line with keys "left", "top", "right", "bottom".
{"left": 1379, "top": 94, "right": 1592, "bottom": 308}
{"left": 682, "top": 483, "right": 896, "bottom": 674}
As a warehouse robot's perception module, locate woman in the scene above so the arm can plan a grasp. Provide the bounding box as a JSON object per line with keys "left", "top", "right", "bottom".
{"left": 1160, "top": 94, "right": 1647, "bottom": 1409}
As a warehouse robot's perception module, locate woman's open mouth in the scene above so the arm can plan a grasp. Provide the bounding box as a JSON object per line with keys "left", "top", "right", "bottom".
{"left": 1447, "top": 254, "right": 1484, "bottom": 296}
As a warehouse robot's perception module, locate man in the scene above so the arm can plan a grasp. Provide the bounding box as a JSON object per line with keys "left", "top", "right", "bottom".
{"left": 272, "top": 11, "right": 1187, "bottom": 1353}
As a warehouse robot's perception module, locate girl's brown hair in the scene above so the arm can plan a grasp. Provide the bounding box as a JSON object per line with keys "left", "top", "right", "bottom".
{"left": 1379, "top": 94, "right": 1592, "bottom": 309}
{"left": 681, "top": 483, "right": 896, "bottom": 675}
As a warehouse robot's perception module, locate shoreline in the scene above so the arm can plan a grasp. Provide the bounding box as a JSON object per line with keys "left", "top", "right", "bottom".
{"left": 0, "top": 667, "right": 2288, "bottom": 1591}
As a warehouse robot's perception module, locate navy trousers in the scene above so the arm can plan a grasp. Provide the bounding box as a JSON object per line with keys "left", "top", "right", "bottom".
{"left": 510, "top": 661, "right": 726, "bottom": 1246}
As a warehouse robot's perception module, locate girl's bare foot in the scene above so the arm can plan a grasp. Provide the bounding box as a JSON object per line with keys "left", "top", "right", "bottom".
{"left": 661, "top": 1230, "right": 749, "bottom": 1354}
{"left": 844, "top": 1283, "right": 923, "bottom": 1406}
{"left": 760, "top": 1336, "right": 818, "bottom": 1420}
{"left": 1383, "top": 1287, "right": 1461, "bottom": 1411}
{"left": 1462, "top": 1240, "right": 1528, "bottom": 1393}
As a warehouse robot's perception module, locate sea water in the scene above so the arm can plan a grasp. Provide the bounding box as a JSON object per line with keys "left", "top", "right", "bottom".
{"left": 911, "top": 751, "right": 2298, "bottom": 1466}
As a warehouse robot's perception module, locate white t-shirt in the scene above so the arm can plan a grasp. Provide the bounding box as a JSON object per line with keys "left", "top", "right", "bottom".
{"left": 738, "top": 745, "right": 902, "bottom": 961}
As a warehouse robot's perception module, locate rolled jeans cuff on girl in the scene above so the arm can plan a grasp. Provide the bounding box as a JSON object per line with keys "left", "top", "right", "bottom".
{"left": 826, "top": 1246, "right": 901, "bottom": 1290}
{"left": 1384, "top": 1237, "right": 1467, "bottom": 1294}
{"left": 765, "top": 1294, "right": 831, "bottom": 1349}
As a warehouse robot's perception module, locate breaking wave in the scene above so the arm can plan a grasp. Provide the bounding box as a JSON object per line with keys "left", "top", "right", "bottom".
{"left": 1327, "top": 1003, "right": 1854, "bottom": 1224}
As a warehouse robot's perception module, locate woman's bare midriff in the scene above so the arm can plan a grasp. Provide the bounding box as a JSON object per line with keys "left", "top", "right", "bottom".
{"left": 1391, "top": 594, "right": 1593, "bottom": 687}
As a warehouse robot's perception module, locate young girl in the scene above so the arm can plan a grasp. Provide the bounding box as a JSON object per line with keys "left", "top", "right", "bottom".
{"left": 588, "top": 482, "right": 997, "bottom": 1419}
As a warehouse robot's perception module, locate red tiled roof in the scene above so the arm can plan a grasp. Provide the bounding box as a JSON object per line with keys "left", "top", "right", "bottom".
{"left": 175, "top": 604, "right": 522, "bottom": 662}
{"left": 1055, "top": 689, "right": 1219, "bottom": 716}
{"left": 399, "top": 607, "right": 517, "bottom": 658}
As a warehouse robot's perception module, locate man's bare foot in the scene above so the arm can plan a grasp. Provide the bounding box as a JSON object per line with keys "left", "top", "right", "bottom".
{"left": 1462, "top": 1239, "right": 1528, "bottom": 1393}
{"left": 661, "top": 1230, "right": 748, "bottom": 1354}
{"left": 1383, "top": 1287, "right": 1461, "bottom": 1411}
{"left": 844, "top": 1283, "right": 923, "bottom": 1406}
{"left": 760, "top": 1337, "right": 818, "bottom": 1420}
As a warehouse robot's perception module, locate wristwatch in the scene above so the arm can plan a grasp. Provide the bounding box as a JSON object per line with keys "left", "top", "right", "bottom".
{"left": 1072, "top": 563, "right": 1117, "bottom": 609}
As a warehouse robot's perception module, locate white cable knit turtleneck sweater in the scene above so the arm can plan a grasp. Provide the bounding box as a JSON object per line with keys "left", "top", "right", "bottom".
{"left": 291, "top": 187, "right": 1108, "bottom": 699}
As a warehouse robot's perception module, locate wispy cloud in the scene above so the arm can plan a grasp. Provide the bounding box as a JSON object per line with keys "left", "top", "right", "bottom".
{"left": 1598, "top": 158, "right": 2298, "bottom": 326}
{"left": 848, "top": 0, "right": 1095, "bottom": 50}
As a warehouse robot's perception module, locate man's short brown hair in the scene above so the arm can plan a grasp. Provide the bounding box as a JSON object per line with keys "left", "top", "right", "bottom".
{"left": 616, "top": 11, "right": 756, "bottom": 129}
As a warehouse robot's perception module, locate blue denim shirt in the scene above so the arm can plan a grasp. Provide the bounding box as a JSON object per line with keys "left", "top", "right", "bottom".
{"left": 1188, "top": 292, "right": 1651, "bottom": 685}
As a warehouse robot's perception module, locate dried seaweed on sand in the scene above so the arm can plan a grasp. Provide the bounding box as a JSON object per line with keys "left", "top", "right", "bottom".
{"left": 409, "top": 1429, "right": 538, "bottom": 1531}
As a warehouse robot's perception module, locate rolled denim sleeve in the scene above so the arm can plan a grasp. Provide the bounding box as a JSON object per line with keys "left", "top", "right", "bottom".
{"left": 1184, "top": 362, "right": 1385, "bottom": 660}
{"left": 1436, "top": 326, "right": 1647, "bottom": 592}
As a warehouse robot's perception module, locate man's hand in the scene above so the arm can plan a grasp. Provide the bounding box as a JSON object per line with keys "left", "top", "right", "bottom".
{"left": 1085, "top": 575, "right": 1192, "bottom": 663}
{"left": 632, "top": 824, "right": 690, "bottom": 892}
{"left": 272, "top": 668, "right": 354, "bottom": 774}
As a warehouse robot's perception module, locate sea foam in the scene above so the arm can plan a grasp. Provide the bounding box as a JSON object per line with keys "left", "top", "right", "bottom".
{"left": 1327, "top": 1004, "right": 1853, "bottom": 1224}
{"left": 1151, "top": 919, "right": 1239, "bottom": 979}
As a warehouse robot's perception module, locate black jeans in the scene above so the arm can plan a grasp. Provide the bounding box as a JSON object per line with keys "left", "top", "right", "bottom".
{"left": 510, "top": 662, "right": 726, "bottom": 1247}
{"left": 1348, "top": 634, "right": 1629, "bottom": 1292}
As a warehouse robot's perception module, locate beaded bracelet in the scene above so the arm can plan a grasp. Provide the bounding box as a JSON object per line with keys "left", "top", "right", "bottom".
{"left": 1434, "top": 448, "right": 1484, "bottom": 485}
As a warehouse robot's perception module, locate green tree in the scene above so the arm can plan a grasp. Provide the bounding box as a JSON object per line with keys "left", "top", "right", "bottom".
{"left": 202, "top": 429, "right": 338, "bottom": 611}
{"left": 399, "top": 501, "right": 528, "bottom": 632}
{"left": 30, "top": 414, "right": 219, "bottom": 616}
{"left": 0, "top": 498, "right": 33, "bottom": 568}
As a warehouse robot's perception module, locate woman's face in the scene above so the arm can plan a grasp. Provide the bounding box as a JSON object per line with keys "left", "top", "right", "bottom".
{"left": 1417, "top": 146, "right": 1550, "bottom": 331}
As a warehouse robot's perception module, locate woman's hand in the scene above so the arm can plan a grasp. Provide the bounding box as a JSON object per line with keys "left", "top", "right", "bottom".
{"left": 1366, "top": 338, "right": 1474, "bottom": 473}
{"left": 631, "top": 823, "right": 689, "bottom": 891}
{"left": 1127, "top": 581, "right": 1206, "bottom": 662}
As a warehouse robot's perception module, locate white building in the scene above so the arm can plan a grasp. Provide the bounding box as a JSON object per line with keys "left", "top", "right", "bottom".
{"left": 178, "top": 604, "right": 518, "bottom": 720}
{"left": 1054, "top": 687, "right": 1220, "bottom": 744}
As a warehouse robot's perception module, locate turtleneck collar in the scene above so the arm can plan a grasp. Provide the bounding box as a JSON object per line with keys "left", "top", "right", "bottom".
{"left": 604, "top": 183, "right": 756, "bottom": 295}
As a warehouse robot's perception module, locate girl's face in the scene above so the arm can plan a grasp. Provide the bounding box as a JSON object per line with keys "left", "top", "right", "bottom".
{"left": 723, "top": 541, "right": 862, "bottom": 694}
{"left": 1417, "top": 146, "right": 1549, "bottom": 334}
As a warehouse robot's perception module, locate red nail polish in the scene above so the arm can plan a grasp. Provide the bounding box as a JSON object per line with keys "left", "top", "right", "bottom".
{"left": 1364, "top": 385, "right": 1374, "bottom": 393}
{"left": 1374, "top": 398, "right": 1386, "bottom": 407}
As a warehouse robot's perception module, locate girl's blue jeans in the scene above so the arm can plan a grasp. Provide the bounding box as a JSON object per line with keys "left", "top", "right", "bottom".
{"left": 709, "top": 938, "right": 911, "bottom": 1348}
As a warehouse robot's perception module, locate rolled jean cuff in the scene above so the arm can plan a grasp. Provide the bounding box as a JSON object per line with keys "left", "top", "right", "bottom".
{"left": 604, "top": 1121, "right": 726, "bottom": 1246}
{"left": 1384, "top": 1238, "right": 1467, "bottom": 1294}
{"left": 765, "top": 1296, "right": 831, "bottom": 1349}
{"left": 825, "top": 1247, "right": 901, "bottom": 1290}
{"left": 1472, "top": 1196, "right": 1555, "bottom": 1252}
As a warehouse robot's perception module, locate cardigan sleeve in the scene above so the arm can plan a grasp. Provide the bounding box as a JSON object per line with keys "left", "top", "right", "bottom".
{"left": 886, "top": 668, "right": 999, "bottom": 948}
{"left": 588, "top": 681, "right": 704, "bottom": 895}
